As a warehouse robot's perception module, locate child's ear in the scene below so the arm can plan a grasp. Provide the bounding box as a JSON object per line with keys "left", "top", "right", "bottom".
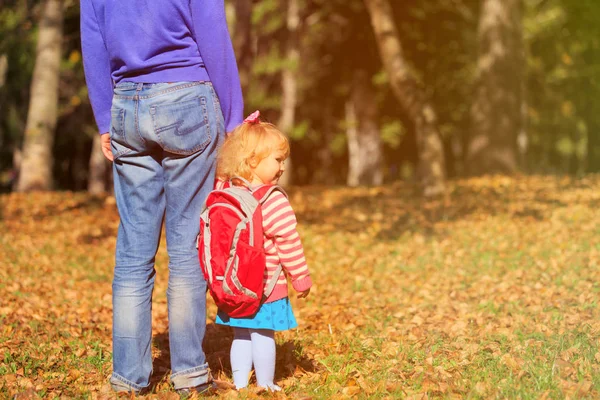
{"left": 247, "top": 156, "right": 259, "bottom": 168}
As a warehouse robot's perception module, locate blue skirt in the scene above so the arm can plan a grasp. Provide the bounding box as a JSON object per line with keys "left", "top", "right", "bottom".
{"left": 215, "top": 297, "right": 298, "bottom": 331}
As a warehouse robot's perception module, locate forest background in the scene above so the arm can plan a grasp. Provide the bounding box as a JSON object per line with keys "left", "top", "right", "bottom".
{"left": 2, "top": 0, "right": 599, "bottom": 193}
{"left": 2, "top": 0, "right": 600, "bottom": 398}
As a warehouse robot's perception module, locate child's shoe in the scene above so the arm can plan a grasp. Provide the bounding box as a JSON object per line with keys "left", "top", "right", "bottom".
{"left": 258, "top": 383, "right": 282, "bottom": 392}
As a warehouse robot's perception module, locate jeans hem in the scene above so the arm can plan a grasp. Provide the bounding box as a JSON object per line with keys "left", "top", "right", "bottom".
{"left": 171, "top": 363, "right": 211, "bottom": 390}
{"left": 110, "top": 373, "right": 148, "bottom": 392}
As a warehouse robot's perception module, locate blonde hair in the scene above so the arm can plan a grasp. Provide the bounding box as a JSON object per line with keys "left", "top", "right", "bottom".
{"left": 216, "top": 121, "right": 290, "bottom": 182}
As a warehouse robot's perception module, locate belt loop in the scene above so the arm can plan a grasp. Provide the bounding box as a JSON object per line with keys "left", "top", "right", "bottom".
{"left": 136, "top": 82, "right": 143, "bottom": 92}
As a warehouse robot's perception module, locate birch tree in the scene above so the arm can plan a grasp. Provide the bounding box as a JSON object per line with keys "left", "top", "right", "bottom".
{"left": 346, "top": 69, "right": 383, "bottom": 186}
{"left": 363, "top": 0, "right": 445, "bottom": 196}
{"left": 231, "top": 0, "right": 253, "bottom": 95}
{"left": 468, "top": 0, "right": 523, "bottom": 174}
{"left": 17, "top": 0, "right": 63, "bottom": 191}
{"left": 277, "top": 0, "right": 300, "bottom": 187}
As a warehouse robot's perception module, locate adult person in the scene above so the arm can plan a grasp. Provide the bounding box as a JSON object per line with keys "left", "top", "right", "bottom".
{"left": 80, "top": 0, "right": 243, "bottom": 394}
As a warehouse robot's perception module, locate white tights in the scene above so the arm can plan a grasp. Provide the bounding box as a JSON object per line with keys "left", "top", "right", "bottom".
{"left": 230, "top": 328, "right": 281, "bottom": 391}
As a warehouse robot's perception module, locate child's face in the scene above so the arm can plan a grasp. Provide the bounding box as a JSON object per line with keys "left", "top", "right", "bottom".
{"left": 251, "top": 148, "right": 287, "bottom": 185}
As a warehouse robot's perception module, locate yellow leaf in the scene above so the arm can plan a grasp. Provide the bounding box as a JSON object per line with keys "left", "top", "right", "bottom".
{"left": 474, "top": 381, "right": 489, "bottom": 395}
{"left": 70, "top": 96, "right": 82, "bottom": 107}
{"left": 69, "top": 50, "right": 81, "bottom": 64}
{"left": 342, "top": 386, "right": 361, "bottom": 397}
{"left": 561, "top": 101, "right": 574, "bottom": 117}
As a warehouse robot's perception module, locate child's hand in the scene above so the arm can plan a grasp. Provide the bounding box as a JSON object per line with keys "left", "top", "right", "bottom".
{"left": 297, "top": 288, "right": 310, "bottom": 299}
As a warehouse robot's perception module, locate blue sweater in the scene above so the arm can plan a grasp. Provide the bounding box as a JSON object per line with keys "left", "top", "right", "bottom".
{"left": 81, "top": 0, "right": 243, "bottom": 134}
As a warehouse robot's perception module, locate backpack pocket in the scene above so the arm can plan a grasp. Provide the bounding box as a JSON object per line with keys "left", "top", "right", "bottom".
{"left": 230, "top": 241, "right": 266, "bottom": 299}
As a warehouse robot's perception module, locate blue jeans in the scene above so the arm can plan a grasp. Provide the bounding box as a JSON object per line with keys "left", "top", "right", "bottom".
{"left": 108, "top": 82, "right": 224, "bottom": 392}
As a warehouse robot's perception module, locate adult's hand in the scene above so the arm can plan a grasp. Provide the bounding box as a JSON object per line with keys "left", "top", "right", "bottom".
{"left": 100, "top": 133, "right": 114, "bottom": 162}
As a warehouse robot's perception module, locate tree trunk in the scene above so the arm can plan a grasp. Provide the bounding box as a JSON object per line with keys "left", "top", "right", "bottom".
{"left": 467, "top": 0, "right": 523, "bottom": 175}
{"left": 16, "top": 0, "right": 63, "bottom": 191}
{"left": 0, "top": 54, "right": 7, "bottom": 161}
{"left": 517, "top": 76, "right": 528, "bottom": 172}
{"left": 587, "top": 128, "right": 600, "bottom": 173}
{"left": 586, "top": 97, "right": 600, "bottom": 172}
{"left": 88, "top": 133, "right": 110, "bottom": 194}
{"left": 363, "top": 0, "right": 445, "bottom": 196}
{"left": 277, "top": 0, "right": 299, "bottom": 187}
{"left": 316, "top": 99, "right": 336, "bottom": 185}
{"left": 346, "top": 69, "right": 383, "bottom": 186}
{"left": 231, "top": 0, "right": 253, "bottom": 95}
{"left": 0, "top": 54, "right": 7, "bottom": 89}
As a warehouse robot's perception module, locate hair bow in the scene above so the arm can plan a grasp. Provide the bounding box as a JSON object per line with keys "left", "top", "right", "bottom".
{"left": 243, "top": 110, "right": 260, "bottom": 124}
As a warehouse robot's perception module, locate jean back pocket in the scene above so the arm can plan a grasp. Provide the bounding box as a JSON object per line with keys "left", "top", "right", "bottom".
{"left": 150, "top": 96, "right": 212, "bottom": 156}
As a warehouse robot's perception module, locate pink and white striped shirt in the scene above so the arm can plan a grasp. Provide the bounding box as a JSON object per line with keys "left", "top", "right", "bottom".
{"left": 214, "top": 179, "right": 312, "bottom": 303}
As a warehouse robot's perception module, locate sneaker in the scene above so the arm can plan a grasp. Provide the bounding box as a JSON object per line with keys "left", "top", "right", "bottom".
{"left": 176, "top": 381, "right": 218, "bottom": 396}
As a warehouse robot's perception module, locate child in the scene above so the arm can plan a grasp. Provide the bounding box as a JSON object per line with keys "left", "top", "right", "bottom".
{"left": 214, "top": 110, "right": 312, "bottom": 391}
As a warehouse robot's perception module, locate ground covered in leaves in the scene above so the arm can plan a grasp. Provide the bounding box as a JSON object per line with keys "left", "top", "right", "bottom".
{"left": 1, "top": 175, "right": 599, "bottom": 399}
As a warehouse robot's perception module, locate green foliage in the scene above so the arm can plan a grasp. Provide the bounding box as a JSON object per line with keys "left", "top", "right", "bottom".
{"left": 289, "top": 120, "right": 309, "bottom": 141}
{"left": 245, "top": 79, "right": 281, "bottom": 111}
{"left": 251, "top": 46, "right": 285, "bottom": 76}
{"left": 3, "top": 0, "right": 600, "bottom": 189}
{"left": 251, "top": 0, "right": 282, "bottom": 32}
{"left": 525, "top": 0, "right": 600, "bottom": 173}
{"left": 329, "top": 132, "right": 347, "bottom": 156}
{"left": 0, "top": 1, "right": 37, "bottom": 179}
{"left": 380, "top": 121, "right": 405, "bottom": 149}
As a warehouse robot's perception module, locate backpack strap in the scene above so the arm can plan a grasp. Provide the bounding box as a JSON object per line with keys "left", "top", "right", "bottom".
{"left": 250, "top": 184, "right": 288, "bottom": 299}
{"left": 263, "top": 264, "right": 282, "bottom": 299}
{"left": 251, "top": 184, "right": 288, "bottom": 204}
{"left": 199, "top": 211, "right": 214, "bottom": 285}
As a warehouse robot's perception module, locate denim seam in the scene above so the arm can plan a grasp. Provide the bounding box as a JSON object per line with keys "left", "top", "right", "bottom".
{"left": 114, "top": 81, "right": 213, "bottom": 100}
{"left": 134, "top": 85, "right": 148, "bottom": 147}
{"left": 110, "top": 372, "right": 148, "bottom": 391}
{"left": 140, "top": 82, "right": 206, "bottom": 99}
{"left": 110, "top": 108, "right": 132, "bottom": 159}
{"left": 170, "top": 362, "right": 210, "bottom": 378}
{"left": 211, "top": 86, "right": 223, "bottom": 136}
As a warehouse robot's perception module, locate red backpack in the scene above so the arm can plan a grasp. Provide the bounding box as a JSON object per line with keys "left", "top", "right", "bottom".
{"left": 198, "top": 182, "right": 284, "bottom": 318}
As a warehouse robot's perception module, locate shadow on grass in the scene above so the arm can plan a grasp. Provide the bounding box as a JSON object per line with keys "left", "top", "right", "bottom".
{"left": 149, "top": 331, "right": 171, "bottom": 390}
{"left": 291, "top": 175, "right": 599, "bottom": 241}
{"left": 0, "top": 191, "right": 107, "bottom": 222}
{"left": 148, "top": 323, "right": 317, "bottom": 390}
